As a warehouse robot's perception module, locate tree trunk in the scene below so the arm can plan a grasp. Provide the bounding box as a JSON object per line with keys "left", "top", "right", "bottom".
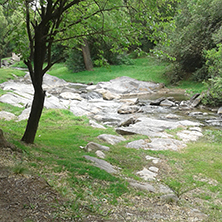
{"left": 81, "top": 38, "right": 93, "bottom": 71}
{"left": 21, "top": 87, "right": 45, "bottom": 143}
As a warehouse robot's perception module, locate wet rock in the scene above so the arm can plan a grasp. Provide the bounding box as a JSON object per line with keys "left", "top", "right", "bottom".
{"left": 118, "top": 117, "right": 137, "bottom": 127}
{"left": 102, "top": 90, "right": 121, "bottom": 100}
{"left": 60, "top": 92, "right": 83, "bottom": 100}
{"left": 84, "top": 142, "right": 110, "bottom": 152}
{"left": 179, "top": 100, "right": 192, "bottom": 110}
{"left": 117, "top": 104, "right": 140, "bottom": 114}
{"left": 136, "top": 167, "right": 158, "bottom": 181}
{"left": 165, "top": 114, "right": 180, "bottom": 119}
{"left": 150, "top": 97, "right": 166, "bottom": 106}
{"left": 205, "top": 118, "right": 222, "bottom": 127}
{"left": 84, "top": 155, "right": 117, "bottom": 174}
{"left": 0, "top": 111, "right": 16, "bottom": 121}
{"left": 217, "top": 107, "right": 222, "bottom": 115}
{"left": 119, "top": 98, "right": 139, "bottom": 105}
{"left": 97, "top": 134, "right": 126, "bottom": 145}
{"left": 160, "top": 99, "right": 175, "bottom": 107}
{"left": 189, "top": 111, "right": 204, "bottom": 116}
{"left": 190, "top": 93, "right": 202, "bottom": 107}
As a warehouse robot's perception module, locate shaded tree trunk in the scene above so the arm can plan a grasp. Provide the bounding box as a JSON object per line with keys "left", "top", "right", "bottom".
{"left": 81, "top": 38, "right": 93, "bottom": 71}
{"left": 21, "top": 21, "right": 47, "bottom": 144}
{"left": 21, "top": 88, "right": 45, "bottom": 143}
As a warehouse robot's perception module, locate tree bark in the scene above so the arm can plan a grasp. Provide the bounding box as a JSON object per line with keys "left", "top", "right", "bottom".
{"left": 81, "top": 38, "right": 93, "bottom": 71}
{"left": 21, "top": 88, "right": 45, "bottom": 144}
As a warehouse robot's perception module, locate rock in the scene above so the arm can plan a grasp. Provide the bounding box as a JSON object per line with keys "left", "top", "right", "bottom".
{"left": 117, "top": 104, "right": 140, "bottom": 114}
{"left": 119, "top": 98, "right": 139, "bottom": 105}
{"left": 0, "top": 92, "right": 30, "bottom": 108}
{"left": 145, "top": 155, "right": 160, "bottom": 164}
{"left": 84, "top": 142, "right": 110, "bottom": 152}
{"left": 205, "top": 118, "right": 222, "bottom": 127}
{"left": 179, "top": 100, "right": 192, "bottom": 110}
{"left": 0, "top": 111, "right": 16, "bottom": 121}
{"left": 150, "top": 97, "right": 166, "bottom": 106}
{"left": 165, "top": 114, "right": 180, "bottom": 119}
{"left": 177, "top": 130, "right": 203, "bottom": 142}
{"left": 95, "top": 150, "right": 106, "bottom": 159}
{"left": 149, "top": 166, "right": 159, "bottom": 173}
{"left": 126, "top": 139, "right": 151, "bottom": 149}
{"left": 178, "top": 120, "right": 203, "bottom": 127}
{"left": 189, "top": 112, "right": 203, "bottom": 116}
{"left": 116, "top": 128, "right": 138, "bottom": 136}
{"left": 136, "top": 167, "right": 158, "bottom": 181}
{"left": 160, "top": 194, "right": 179, "bottom": 203}
{"left": 89, "top": 120, "right": 106, "bottom": 129}
{"left": 118, "top": 117, "right": 137, "bottom": 127}
{"left": 44, "top": 95, "right": 66, "bottom": 109}
{"left": 118, "top": 116, "right": 203, "bottom": 138}
{"left": 160, "top": 99, "right": 175, "bottom": 107}
{"left": 17, "top": 108, "right": 31, "bottom": 121}
{"left": 129, "top": 181, "right": 155, "bottom": 192}
{"left": 94, "top": 76, "right": 157, "bottom": 94}
{"left": 97, "top": 134, "right": 126, "bottom": 145}
{"left": 102, "top": 90, "right": 120, "bottom": 100}
{"left": 190, "top": 93, "right": 202, "bottom": 107}
{"left": 60, "top": 92, "right": 83, "bottom": 100}
{"left": 217, "top": 107, "right": 222, "bottom": 115}
{"left": 147, "top": 138, "right": 186, "bottom": 151}
{"left": 84, "top": 155, "right": 117, "bottom": 173}
{"left": 158, "top": 184, "right": 174, "bottom": 194}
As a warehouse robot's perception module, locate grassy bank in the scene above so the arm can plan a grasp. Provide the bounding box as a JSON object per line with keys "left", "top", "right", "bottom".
{"left": 0, "top": 57, "right": 221, "bottom": 220}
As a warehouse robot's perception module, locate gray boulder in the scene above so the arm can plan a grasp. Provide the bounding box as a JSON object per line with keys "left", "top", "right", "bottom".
{"left": 84, "top": 142, "right": 110, "bottom": 152}
{"left": 97, "top": 134, "right": 126, "bottom": 145}
{"left": 84, "top": 155, "right": 117, "bottom": 174}
{"left": 117, "top": 104, "right": 140, "bottom": 114}
{"left": 217, "top": 107, "right": 222, "bottom": 115}
{"left": 0, "top": 111, "right": 16, "bottom": 121}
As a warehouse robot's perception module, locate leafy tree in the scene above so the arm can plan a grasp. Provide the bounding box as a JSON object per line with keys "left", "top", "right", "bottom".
{"left": 3, "top": 0, "right": 178, "bottom": 143}
{"left": 155, "top": 0, "right": 222, "bottom": 83}
{"left": 0, "top": 5, "right": 8, "bottom": 67}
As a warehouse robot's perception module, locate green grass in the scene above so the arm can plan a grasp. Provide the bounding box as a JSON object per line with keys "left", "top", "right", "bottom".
{"left": 0, "top": 67, "right": 26, "bottom": 83}
{"left": 48, "top": 56, "right": 169, "bottom": 85}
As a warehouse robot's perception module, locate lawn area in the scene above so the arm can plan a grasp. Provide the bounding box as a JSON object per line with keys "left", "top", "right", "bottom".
{"left": 48, "top": 57, "right": 170, "bottom": 85}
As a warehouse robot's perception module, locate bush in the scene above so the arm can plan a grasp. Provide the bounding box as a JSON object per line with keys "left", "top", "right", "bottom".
{"left": 66, "top": 48, "right": 85, "bottom": 73}
{"left": 202, "top": 77, "right": 222, "bottom": 107}
{"left": 156, "top": 0, "right": 222, "bottom": 82}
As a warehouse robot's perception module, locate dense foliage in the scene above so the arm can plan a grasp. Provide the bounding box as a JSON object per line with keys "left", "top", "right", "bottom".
{"left": 156, "top": 0, "right": 222, "bottom": 82}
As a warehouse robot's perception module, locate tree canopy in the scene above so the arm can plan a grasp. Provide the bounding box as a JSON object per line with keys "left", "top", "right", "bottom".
{"left": 0, "top": 0, "right": 178, "bottom": 143}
